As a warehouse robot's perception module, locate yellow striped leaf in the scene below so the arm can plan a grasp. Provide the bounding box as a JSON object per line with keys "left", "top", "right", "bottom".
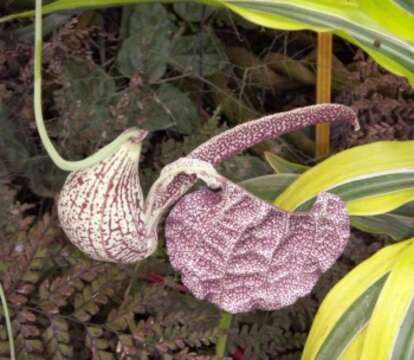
{"left": 1, "top": 0, "right": 413, "bottom": 85}
{"left": 302, "top": 239, "right": 412, "bottom": 360}
{"left": 339, "top": 326, "right": 366, "bottom": 360}
{"left": 275, "top": 141, "right": 414, "bottom": 216}
{"left": 361, "top": 241, "right": 414, "bottom": 359}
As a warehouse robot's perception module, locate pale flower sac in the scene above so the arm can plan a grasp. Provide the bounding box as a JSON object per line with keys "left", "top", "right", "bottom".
{"left": 58, "top": 129, "right": 150, "bottom": 263}
{"left": 57, "top": 131, "right": 221, "bottom": 263}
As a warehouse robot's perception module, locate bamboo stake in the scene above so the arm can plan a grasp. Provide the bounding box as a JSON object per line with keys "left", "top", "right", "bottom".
{"left": 316, "top": 32, "right": 333, "bottom": 158}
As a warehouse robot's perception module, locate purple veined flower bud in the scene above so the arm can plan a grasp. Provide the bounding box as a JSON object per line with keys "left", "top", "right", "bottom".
{"left": 57, "top": 129, "right": 149, "bottom": 263}
{"left": 164, "top": 104, "right": 358, "bottom": 313}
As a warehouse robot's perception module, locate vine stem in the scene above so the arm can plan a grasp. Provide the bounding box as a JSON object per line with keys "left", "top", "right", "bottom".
{"left": 0, "top": 283, "right": 15, "bottom": 360}
{"left": 216, "top": 311, "right": 233, "bottom": 357}
{"left": 34, "top": 0, "right": 140, "bottom": 172}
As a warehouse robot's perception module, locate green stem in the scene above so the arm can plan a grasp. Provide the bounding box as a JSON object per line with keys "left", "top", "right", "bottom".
{"left": 216, "top": 311, "right": 232, "bottom": 357}
{"left": 0, "top": 283, "right": 15, "bottom": 360}
{"left": 34, "top": 0, "right": 140, "bottom": 172}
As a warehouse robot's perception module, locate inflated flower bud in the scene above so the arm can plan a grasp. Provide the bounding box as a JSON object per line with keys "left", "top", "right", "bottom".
{"left": 57, "top": 131, "right": 221, "bottom": 263}
{"left": 58, "top": 129, "right": 149, "bottom": 263}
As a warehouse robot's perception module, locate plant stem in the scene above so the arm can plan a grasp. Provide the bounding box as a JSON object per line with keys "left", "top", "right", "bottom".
{"left": 0, "top": 283, "right": 15, "bottom": 360}
{"left": 216, "top": 311, "right": 233, "bottom": 357}
{"left": 34, "top": 0, "right": 140, "bottom": 172}
{"left": 315, "top": 32, "right": 333, "bottom": 159}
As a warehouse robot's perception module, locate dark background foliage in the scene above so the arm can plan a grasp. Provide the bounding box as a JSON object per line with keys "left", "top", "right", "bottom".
{"left": 0, "top": 2, "right": 413, "bottom": 359}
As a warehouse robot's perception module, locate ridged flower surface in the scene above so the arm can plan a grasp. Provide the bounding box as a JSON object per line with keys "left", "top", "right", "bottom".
{"left": 166, "top": 180, "right": 349, "bottom": 313}
{"left": 58, "top": 131, "right": 150, "bottom": 263}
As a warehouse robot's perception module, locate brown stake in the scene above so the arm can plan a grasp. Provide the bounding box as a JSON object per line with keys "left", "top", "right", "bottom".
{"left": 316, "top": 32, "right": 333, "bottom": 158}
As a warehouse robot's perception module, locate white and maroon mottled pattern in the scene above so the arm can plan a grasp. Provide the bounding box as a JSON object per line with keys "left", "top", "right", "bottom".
{"left": 165, "top": 179, "right": 350, "bottom": 313}
{"left": 58, "top": 131, "right": 149, "bottom": 263}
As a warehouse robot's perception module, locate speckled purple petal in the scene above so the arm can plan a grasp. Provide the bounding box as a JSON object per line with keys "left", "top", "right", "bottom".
{"left": 165, "top": 179, "right": 350, "bottom": 313}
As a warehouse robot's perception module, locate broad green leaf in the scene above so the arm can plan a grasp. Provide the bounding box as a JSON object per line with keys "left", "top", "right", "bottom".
{"left": 352, "top": 214, "right": 414, "bottom": 241}
{"left": 239, "top": 173, "right": 297, "bottom": 202}
{"left": 264, "top": 151, "right": 309, "bottom": 174}
{"left": 8, "top": 12, "right": 74, "bottom": 41}
{"left": 173, "top": 2, "right": 214, "bottom": 22}
{"left": 275, "top": 141, "right": 414, "bottom": 216}
{"left": 347, "top": 187, "right": 414, "bottom": 216}
{"left": 302, "top": 239, "right": 412, "bottom": 360}
{"left": 393, "top": 201, "right": 414, "bottom": 217}
{"left": 116, "top": 3, "right": 176, "bottom": 82}
{"left": 64, "top": 62, "right": 116, "bottom": 106}
{"left": 393, "top": 298, "right": 414, "bottom": 360}
{"left": 298, "top": 173, "right": 414, "bottom": 211}
{"left": 2, "top": 0, "right": 414, "bottom": 85}
{"left": 362, "top": 242, "right": 414, "bottom": 359}
{"left": 170, "top": 28, "right": 227, "bottom": 77}
{"left": 141, "top": 83, "right": 200, "bottom": 133}
{"left": 360, "top": 0, "right": 414, "bottom": 43}
{"left": 314, "top": 276, "right": 385, "bottom": 360}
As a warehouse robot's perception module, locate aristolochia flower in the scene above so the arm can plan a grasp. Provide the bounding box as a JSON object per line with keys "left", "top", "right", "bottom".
{"left": 58, "top": 104, "right": 358, "bottom": 309}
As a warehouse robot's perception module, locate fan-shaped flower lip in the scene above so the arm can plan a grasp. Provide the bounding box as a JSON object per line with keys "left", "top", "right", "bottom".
{"left": 166, "top": 177, "right": 350, "bottom": 313}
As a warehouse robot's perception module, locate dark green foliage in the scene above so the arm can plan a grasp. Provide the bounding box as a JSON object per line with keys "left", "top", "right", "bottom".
{"left": 117, "top": 4, "right": 177, "bottom": 82}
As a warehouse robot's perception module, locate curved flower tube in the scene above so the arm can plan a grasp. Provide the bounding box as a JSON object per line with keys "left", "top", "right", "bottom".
{"left": 146, "top": 104, "right": 358, "bottom": 223}
{"left": 58, "top": 141, "right": 222, "bottom": 263}
{"left": 58, "top": 130, "right": 149, "bottom": 262}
